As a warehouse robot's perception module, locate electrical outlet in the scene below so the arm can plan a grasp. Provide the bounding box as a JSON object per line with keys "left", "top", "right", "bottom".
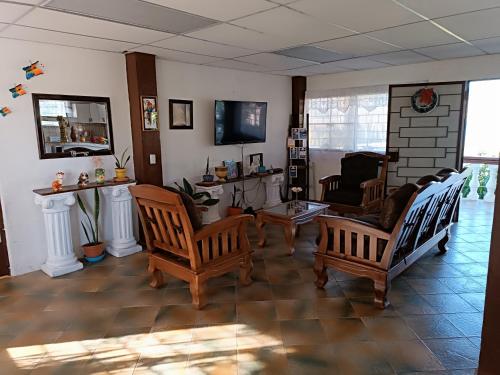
{"left": 149, "top": 154, "right": 156, "bottom": 165}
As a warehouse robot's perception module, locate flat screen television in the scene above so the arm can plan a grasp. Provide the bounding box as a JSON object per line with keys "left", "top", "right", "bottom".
{"left": 214, "top": 100, "right": 267, "bottom": 145}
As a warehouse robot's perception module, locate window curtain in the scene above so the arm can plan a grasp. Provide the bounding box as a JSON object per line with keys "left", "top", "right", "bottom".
{"left": 306, "top": 85, "right": 389, "bottom": 152}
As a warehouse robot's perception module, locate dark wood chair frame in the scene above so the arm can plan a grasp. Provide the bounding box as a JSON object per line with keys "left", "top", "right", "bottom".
{"left": 319, "top": 151, "right": 390, "bottom": 215}
{"left": 130, "top": 185, "right": 254, "bottom": 309}
{"left": 314, "top": 168, "right": 470, "bottom": 308}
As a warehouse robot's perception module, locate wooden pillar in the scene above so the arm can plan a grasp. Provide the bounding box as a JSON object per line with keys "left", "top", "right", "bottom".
{"left": 292, "top": 76, "right": 306, "bottom": 128}
{"left": 478, "top": 159, "right": 500, "bottom": 374}
{"left": 125, "top": 52, "right": 163, "bottom": 186}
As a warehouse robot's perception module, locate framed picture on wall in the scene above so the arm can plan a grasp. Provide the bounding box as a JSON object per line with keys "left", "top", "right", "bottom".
{"left": 169, "top": 99, "right": 193, "bottom": 130}
{"left": 141, "top": 96, "right": 159, "bottom": 131}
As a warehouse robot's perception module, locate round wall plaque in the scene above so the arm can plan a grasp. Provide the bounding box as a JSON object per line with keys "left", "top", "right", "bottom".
{"left": 411, "top": 88, "right": 438, "bottom": 114}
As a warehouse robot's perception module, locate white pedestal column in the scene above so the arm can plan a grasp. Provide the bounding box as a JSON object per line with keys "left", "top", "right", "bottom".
{"left": 196, "top": 185, "right": 224, "bottom": 224}
{"left": 34, "top": 192, "right": 83, "bottom": 277}
{"left": 102, "top": 183, "right": 142, "bottom": 257}
{"left": 263, "top": 173, "right": 284, "bottom": 208}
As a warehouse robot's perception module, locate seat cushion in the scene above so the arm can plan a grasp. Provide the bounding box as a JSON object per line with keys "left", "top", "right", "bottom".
{"left": 325, "top": 188, "right": 363, "bottom": 206}
{"left": 436, "top": 168, "right": 458, "bottom": 177}
{"left": 341, "top": 154, "right": 380, "bottom": 189}
{"left": 164, "top": 186, "right": 203, "bottom": 230}
{"left": 416, "top": 174, "right": 441, "bottom": 186}
{"left": 378, "top": 183, "right": 419, "bottom": 231}
{"left": 357, "top": 214, "right": 384, "bottom": 229}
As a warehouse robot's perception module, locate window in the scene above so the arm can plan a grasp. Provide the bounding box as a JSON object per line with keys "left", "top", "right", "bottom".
{"left": 307, "top": 86, "right": 388, "bottom": 152}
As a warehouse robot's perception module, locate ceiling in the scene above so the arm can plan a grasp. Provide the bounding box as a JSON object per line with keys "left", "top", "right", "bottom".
{"left": 2, "top": 0, "right": 500, "bottom": 76}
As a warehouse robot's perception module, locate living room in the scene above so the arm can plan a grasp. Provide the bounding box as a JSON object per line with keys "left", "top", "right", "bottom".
{"left": 0, "top": 0, "right": 499, "bottom": 374}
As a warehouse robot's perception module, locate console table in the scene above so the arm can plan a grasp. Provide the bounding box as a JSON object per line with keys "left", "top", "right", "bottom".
{"left": 195, "top": 172, "right": 284, "bottom": 224}
{"left": 33, "top": 180, "right": 142, "bottom": 277}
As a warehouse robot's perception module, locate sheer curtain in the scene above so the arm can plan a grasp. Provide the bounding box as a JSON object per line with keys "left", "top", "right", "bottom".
{"left": 306, "top": 85, "right": 389, "bottom": 152}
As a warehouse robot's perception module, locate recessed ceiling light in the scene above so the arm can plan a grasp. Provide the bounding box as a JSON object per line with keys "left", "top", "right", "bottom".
{"left": 44, "top": 0, "right": 218, "bottom": 34}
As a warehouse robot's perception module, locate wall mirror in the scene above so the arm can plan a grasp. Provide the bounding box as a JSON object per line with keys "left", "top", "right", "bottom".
{"left": 33, "top": 94, "right": 114, "bottom": 159}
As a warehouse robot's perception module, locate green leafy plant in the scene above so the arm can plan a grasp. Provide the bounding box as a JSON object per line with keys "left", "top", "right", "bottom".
{"left": 462, "top": 171, "right": 472, "bottom": 198}
{"left": 230, "top": 185, "right": 241, "bottom": 208}
{"left": 114, "top": 148, "right": 131, "bottom": 169}
{"left": 174, "top": 178, "right": 219, "bottom": 206}
{"left": 478, "top": 164, "right": 491, "bottom": 200}
{"left": 77, "top": 188, "right": 101, "bottom": 245}
{"left": 205, "top": 156, "right": 211, "bottom": 175}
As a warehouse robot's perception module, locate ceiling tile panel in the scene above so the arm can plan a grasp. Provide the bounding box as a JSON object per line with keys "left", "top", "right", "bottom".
{"left": 129, "top": 45, "right": 221, "bottom": 64}
{"left": 206, "top": 59, "right": 271, "bottom": 72}
{"left": 415, "top": 43, "right": 485, "bottom": 60}
{"left": 17, "top": 8, "right": 173, "bottom": 44}
{"left": 334, "top": 57, "right": 390, "bottom": 70}
{"left": 0, "top": 2, "right": 32, "bottom": 23}
{"left": 290, "top": 0, "right": 422, "bottom": 33}
{"left": 370, "top": 50, "right": 433, "bottom": 65}
{"left": 273, "top": 62, "right": 350, "bottom": 76}
{"left": 44, "top": 0, "right": 217, "bottom": 34}
{"left": 436, "top": 8, "right": 500, "bottom": 41}
{"left": 152, "top": 36, "right": 254, "bottom": 58}
{"left": 187, "top": 24, "right": 294, "bottom": 51}
{"left": 274, "top": 46, "right": 352, "bottom": 63}
{"left": 367, "top": 21, "right": 462, "bottom": 49}
{"left": 232, "top": 7, "right": 353, "bottom": 45}
{"left": 235, "top": 53, "right": 315, "bottom": 70}
{"left": 0, "top": 25, "right": 137, "bottom": 52}
{"left": 397, "top": 0, "right": 500, "bottom": 19}
{"left": 142, "top": 0, "right": 277, "bottom": 21}
{"left": 472, "top": 36, "right": 500, "bottom": 54}
{"left": 314, "top": 34, "right": 403, "bottom": 57}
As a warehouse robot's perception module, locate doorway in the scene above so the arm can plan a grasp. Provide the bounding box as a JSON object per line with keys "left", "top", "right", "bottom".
{"left": 462, "top": 79, "right": 499, "bottom": 204}
{"left": 0, "top": 200, "right": 9, "bottom": 276}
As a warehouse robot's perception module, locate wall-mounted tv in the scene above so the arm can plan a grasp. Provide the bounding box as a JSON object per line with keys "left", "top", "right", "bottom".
{"left": 214, "top": 100, "right": 267, "bottom": 145}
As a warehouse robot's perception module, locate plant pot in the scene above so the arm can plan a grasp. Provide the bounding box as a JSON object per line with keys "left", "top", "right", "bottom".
{"left": 215, "top": 166, "right": 228, "bottom": 182}
{"left": 82, "top": 242, "right": 105, "bottom": 259}
{"left": 202, "top": 174, "right": 215, "bottom": 182}
{"left": 227, "top": 206, "right": 243, "bottom": 216}
{"left": 114, "top": 168, "right": 129, "bottom": 182}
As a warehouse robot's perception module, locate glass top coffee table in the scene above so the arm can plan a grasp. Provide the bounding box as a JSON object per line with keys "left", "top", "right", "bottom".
{"left": 256, "top": 200, "right": 330, "bottom": 255}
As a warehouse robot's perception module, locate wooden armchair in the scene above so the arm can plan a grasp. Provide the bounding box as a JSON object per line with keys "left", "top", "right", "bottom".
{"left": 129, "top": 185, "right": 254, "bottom": 309}
{"left": 319, "top": 152, "right": 389, "bottom": 215}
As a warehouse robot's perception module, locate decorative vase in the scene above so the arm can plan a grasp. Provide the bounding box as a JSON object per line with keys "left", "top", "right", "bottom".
{"left": 227, "top": 206, "right": 243, "bottom": 216}
{"left": 214, "top": 166, "right": 228, "bottom": 182}
{"left": 95, "top": 168, "right": 105, "bottom": 184}
{"left": 202, "top": 174, "right": 214, "bottom": 182}
{"left": 82, "top": 242, "right": 105, "bottom": 262}
{"left": 114, "top": 168, "right": 128, "bottom": 182}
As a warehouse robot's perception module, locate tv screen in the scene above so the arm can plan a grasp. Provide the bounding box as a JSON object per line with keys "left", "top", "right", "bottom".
{"left": 215, "top": 100, "right": 267, "bottom": 145}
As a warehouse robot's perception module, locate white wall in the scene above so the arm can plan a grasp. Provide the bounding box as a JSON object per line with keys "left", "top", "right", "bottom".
{"left": 156, "top": 60, "right": 291, "bottom": 209}
{"left": 307, "top": 53, "right": 500, "bottom": 196}
{"left": 0, "top": 39, "right": 133, "bottom": 275}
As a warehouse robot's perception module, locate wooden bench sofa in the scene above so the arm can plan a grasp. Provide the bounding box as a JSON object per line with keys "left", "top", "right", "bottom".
{"left": 313, "top": 168, "right": 470, "bottom": 308}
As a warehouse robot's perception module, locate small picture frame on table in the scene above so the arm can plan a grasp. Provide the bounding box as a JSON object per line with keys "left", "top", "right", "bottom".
{"left": 169, "top": 99, "right": 193, "bottom": 130}
{"left": 223, "top": 160, "right": 238, "bottom": 179}
{"left": 141, "top": 96, "right": 159, "bottom": 131}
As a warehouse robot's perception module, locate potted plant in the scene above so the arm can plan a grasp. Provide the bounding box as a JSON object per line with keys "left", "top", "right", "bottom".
{"left": 227, "top": 185, "right": 243, "bottom": 216}
{"left": 202, "top": 156, "right": 214, "bottom": 183}
{"left": 113, "top": 148, "right": 131, "bottom": 182}
{"left": 174, "top": 178, "right": 219, "bottom": 206}
{"left": 77, "top": 188, "right": 105, "bottom": 262}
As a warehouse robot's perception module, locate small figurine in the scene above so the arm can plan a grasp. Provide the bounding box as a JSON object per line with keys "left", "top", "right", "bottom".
{"left": 22, "top": 61, "right": 44, "bottom": 80}
{"left": 9, "top": 84, "right": 27, "bottom": 98}
{"left": 0, "top": 107, "right": 11, "bottom": 117}
{"left": 78, "top": 172, "right": 89, "bottom": 186}
{"left": 51, "top": 171, "right": 64, "bottom": 192}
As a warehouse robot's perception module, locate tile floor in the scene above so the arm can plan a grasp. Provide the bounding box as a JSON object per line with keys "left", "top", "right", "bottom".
{"left": 0, "top": 200, "right": 492, "bottom": 374}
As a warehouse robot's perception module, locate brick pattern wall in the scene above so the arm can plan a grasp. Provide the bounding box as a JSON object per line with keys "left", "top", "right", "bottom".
{"left": 387, "top": 82, "right": 464, "bottom": 188}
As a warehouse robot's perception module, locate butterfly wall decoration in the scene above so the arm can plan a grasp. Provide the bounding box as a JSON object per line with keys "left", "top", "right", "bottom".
{"left": 9, "top": 84, "right": 27, "bottom": 98}
{"left": 0, "top": 107, "right": 12, "bottom": 117}
{"left": 22, "top": 61, "right": 44, "bottom": 80}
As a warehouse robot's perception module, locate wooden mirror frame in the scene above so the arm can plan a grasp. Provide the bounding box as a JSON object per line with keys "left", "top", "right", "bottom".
{"left": 33, "top": 93, "right": 115, "bottom": 159}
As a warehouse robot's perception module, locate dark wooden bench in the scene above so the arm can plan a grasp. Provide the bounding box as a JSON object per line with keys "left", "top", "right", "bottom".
{"left": 313, "top": 168, "right": 470, "bottom": 308}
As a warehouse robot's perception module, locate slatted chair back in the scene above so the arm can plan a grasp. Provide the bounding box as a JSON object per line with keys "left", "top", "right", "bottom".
{"left": 129, "top": 185, "right": 201, "bottom": 270}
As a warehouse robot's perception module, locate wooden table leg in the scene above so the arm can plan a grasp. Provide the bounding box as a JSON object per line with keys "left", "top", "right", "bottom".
{"left": 256, "top": 215, "right": 267, "bottom": 247}
{"left": 284, "top": 223, "right": 297, "bottom": 255}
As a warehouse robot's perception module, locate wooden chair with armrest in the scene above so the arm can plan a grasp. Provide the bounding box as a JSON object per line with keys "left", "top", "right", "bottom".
{"left": 319, "top": 152, "right": 389, "bottom": 215}
{"left": 129, "top": 184, "right": 254, "bottom": 309}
